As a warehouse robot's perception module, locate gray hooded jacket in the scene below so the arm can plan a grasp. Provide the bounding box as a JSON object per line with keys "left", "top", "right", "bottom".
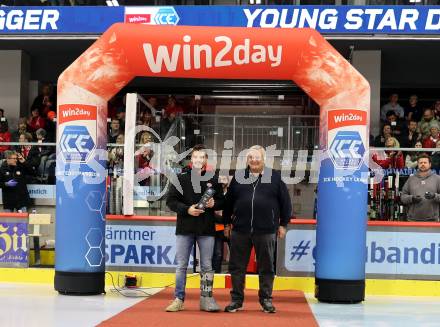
{"left": 401, "top": 170, "right": 440, "bottom": 221}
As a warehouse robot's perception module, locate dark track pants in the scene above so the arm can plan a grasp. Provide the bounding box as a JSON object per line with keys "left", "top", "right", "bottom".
{"left": 228, "top": 231, "right": 276, "bottom": 304}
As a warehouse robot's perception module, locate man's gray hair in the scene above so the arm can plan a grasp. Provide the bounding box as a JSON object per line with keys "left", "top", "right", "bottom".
{"left": 4, "top": 150, "right": 15, "bottom": 159}
{"left": 36, "top": 128, "right": 46, "bottom": 138}
{"left": 247, "top": 145, "right": 266, "bottom": 161}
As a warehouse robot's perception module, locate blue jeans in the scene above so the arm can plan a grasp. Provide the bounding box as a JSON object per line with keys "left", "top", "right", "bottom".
{"left": 174, "top": 235, "right": 215, "bottom": 301}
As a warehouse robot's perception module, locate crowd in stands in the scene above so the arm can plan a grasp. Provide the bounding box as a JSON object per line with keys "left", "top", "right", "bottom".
{"left": 0, "top": 84, "right": 57, "bottom": 185}
{"left": 0, "top": 85, "right": 201, "bottom": 188}
{"left": 4, "top": 86, "right": 440, "bottom": 188}
{"left": 372, "top": 93, "right": 440, "bottom": 171}
{"left": 106, "top": 94, "right": 203, "bottom": 183}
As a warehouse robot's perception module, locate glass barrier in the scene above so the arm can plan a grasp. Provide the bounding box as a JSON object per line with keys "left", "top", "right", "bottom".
{"left": 1, "top": 139, "right": 440, "bottom": 221}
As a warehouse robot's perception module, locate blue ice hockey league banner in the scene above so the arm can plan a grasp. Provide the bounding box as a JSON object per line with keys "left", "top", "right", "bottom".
{"left": 281, "top": 227, "right": 440, "bottom": 280}
{"left": 2, "top": 6, "right": 440, "bottom": 34}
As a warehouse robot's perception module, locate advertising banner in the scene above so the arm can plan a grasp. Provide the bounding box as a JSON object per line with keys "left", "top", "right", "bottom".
{"left": 0, "top": 222, "right": 28, "bottom": 267}
{"left": 2, "top": 6, "right": 440, "bottom": 35}
{"left": 0, "top": 6, "right": 124, "bottom": 33}
{"left": 105, "top": 224, "right": 189, "bottom": 272}
{"left": 315, "top": 108, "right": 368, "bottom": 282}
{"left": 278, "top": 225, "right": 440, "bottom": 280}
{"left": 55, "top": 102, "right": 107, "bottom": 274}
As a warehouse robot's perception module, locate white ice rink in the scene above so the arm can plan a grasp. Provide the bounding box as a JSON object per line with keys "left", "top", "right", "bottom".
{"left": 1, "top": 283, "right": 440, "bottom": 327}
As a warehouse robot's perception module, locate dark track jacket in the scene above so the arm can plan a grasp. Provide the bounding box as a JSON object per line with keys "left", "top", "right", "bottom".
{"left": 166, "top": 167, "right": 225, "bottom": 236}
{"left": 223, "top": 167, "right": 292, "bottom": 235}
{"left": 0, "top": 161, "right": 32, "bottom": 210}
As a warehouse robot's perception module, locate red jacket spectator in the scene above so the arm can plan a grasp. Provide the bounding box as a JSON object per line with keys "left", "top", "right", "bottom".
{"left": 136, "top": 147, "right": 154, "bottom": 170}
{"left": 0, "top": 130, "right": 11, "bottom": 153}
{"left": 372, "top": 152, "right": 405, "bottom": 169}
{"left": 28, "top": 108, "right": 46, "bottom": 133}
{"left": 422, "top": 134, "right": 440, "bottom": 148}
{"left": 164, "top": 96, "right": 184, "bottom": 117}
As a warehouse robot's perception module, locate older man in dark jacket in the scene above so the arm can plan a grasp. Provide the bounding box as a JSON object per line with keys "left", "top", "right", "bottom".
{"left": 165, "top": 145, "right": 225, "bottom": 312}
{"left": 0, "top": 150, "right": 33, "bottom": 212}
{"left": 223, "top": 145, "right": 292, "bottom": 314}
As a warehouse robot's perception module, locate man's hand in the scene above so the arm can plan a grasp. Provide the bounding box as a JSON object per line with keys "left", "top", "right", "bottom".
{"left": 413, "top": 195, "right": 423, "bottom": 204}
{"left": 205, "top": 198, "right": 215, "bottom": 209}
{"left": 17, "top": 153, "right": 25, "bottom": 163}
{"left": 278, "top": 226, "right": 286, "bottom": 239}
{"left": 425, "top": 192, "right": 436, "bottom": 200}
{"left": 187, "top": 205, "right": 205, "bottom": 217}
{"left": 224, "top": 225, "right": 231, "bottom": 239}
{"left": 5, "top": 179, "right": 17, "bottom": 187}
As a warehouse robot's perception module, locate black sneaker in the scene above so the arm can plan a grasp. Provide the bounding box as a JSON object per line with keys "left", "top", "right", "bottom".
{"left": 224, "top": 302, "right": 243, "bottom": 312}
{"left": 260, "top": 299, "right": 276, "bottom": 313}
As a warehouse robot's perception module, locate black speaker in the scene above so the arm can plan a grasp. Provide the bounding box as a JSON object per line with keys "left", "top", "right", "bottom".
{"left": 55, "top": 271, "right": 105, "bottom": 295}
{"left": 315, "top": 278, "right": 365, "bottom": 303}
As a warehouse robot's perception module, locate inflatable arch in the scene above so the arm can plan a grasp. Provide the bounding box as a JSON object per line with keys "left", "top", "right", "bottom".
{"left": 55, "top": 24, "right": 370, "bottom": 302}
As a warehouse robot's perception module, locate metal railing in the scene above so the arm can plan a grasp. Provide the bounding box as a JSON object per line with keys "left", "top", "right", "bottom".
{"left": 2, "top": 137, "right": 440, "bottom": 217}
{"left": 180, "top": 114, "right": 320, "bottom": 155}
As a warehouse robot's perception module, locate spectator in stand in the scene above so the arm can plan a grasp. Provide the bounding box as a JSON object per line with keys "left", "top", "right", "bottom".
{"left": 45, "top": 111, "right": 56, "bottom": 142}
{"left": 404, "top": 95, "right": 423, "bottom": 122}
{"left": 145, "top": 95, "right": 162, "bottom": 118}
{"left": 137, "top": 108, "right": 153, "bottom": 128}
{"left": 433, "top": 100, "right": 440, "bottom": 121}
{"left": 184, "top": 96, "right": 203, "bottom": 148}
{"left": 12, "top": 118, "right": 29, "bottom": 142}
{"left": 164, "top": 96, "right": 184, "bottom": 117}
{"left": 373, "top": 124, "right": 393, "bottom": 147}
{"left": 141, "top": 97, "right": 162, "bottom": 133}
{"left": 418, "top": 108, "right": 438, "bottom": 138}
{"left": 108, "top": 118, "right": 121, "bottom": 144}
{"left": 16, "top": 132, "right": 40, "bottom": 174}
{"left": 384, "top": 110, "right": 405, "bottom": 141}
{"left": 401, "top": 154, "right": 440, "bottom": 222}
{"left": 139, "top": 131, "right": 153, "bottom": 145}
{"left": 430, "top": 140, "right": 440, "bottom": 173}
{"left": 108, "top": 134, "right": 124, "bottom": 176}
{"left": 381, "top": 93, "right": 404, "bottom": 122}
{"left": 0, "top": 150, "right": 33, "bottom": 212}
{"left": 400, "top": 120, "right": 421, "bottom": 148}
{"left": 35, "top": 128, "right": 53, "bottom": 157}
{"left": 405, "top": 141, "right": 423, "bottom": 169}
{"left": 27, "top": 108, "right": 46, "bottom": 134}
{"left": 31, "top": 84, "right": 55, "bottom": 117}
{"left": 372, "top": 137, "right": 404, "bottom": 169}
{"left": 116, "top": 107, "right": 126, "bottom": 131}
{"left": 108, "top": 96, "right": 123, "bottom": 120}
{"left": 160, "top": 111, "right": 177, "bottom": 139}
{"left": 136, "top": 133, "right": 155, "bottom": 186}
{"left": 422, "top": 123, "right": 440, "bottom": 148}
{"left": 0, "top": 121, "right": 11, "bottom": 158}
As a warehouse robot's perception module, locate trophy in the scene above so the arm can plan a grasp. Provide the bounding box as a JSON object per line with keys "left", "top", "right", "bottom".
{"left": 196, "top": 188, "right": 216, "bottom": 210}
